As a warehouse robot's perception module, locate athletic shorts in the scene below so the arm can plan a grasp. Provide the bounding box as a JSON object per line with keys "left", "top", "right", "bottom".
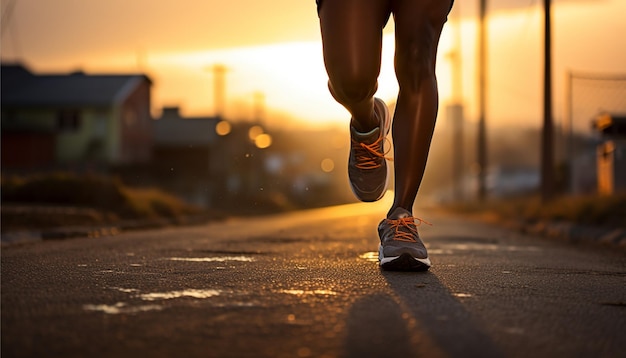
{"left": 316, "top": 0, "right": 455, "bottom": 15}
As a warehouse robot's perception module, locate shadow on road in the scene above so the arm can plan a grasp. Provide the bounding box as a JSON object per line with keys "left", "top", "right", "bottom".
{"left": 343, "top": 271, "right": 503, "bottom": 358}
{"left": 343, "top": 292, "right": 418, "bottom": 357}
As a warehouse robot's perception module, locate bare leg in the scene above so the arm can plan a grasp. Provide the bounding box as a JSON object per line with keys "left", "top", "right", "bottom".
{"left": 318, "top": 0, "right": 391, "bottom": 132}
{"left": 389, "top": 0, "right": 452, "bottom": 216}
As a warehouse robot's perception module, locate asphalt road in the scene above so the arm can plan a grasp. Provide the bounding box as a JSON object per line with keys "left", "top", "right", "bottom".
{"left": 2, "top": 196, "right": 625, "bottom": 358}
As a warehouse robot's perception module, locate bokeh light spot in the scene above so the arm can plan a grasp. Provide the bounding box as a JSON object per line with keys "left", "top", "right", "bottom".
{"left": 248, "top": 125, "right": 264, "bottom": 140}
{"left": 215, "top": 120, "right": 231, "bottom": 136}
{"left": 255, "top": 133, "right": 272, "bottom": 149}
{"left": 321, "top": 158, "right": 335, "bottom": 172}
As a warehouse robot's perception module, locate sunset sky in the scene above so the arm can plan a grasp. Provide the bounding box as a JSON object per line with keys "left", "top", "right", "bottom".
{"left": 2, "top": 0, "right": 625, "bottom": 130}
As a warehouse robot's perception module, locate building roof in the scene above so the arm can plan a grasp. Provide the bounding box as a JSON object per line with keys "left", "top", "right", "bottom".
{"left": 154, "top": 107, "right": 221, "bottom": 146}
{"left": 1, "top": 63, "right": 151, "bottom": 108}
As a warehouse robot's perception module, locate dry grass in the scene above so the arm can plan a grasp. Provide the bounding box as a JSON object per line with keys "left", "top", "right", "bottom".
{"left": 447, "top": 193, "right": 626, "bottom": 228}
{"left": 1, "top": 173, "right": 204, "bottom": 231}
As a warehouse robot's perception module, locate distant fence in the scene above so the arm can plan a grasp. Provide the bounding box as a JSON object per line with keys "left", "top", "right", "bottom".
{"left": 566, "top": 72, "right": 626, "bottom": 137}
{"left": 564, "top": 72, "right": 626, "bottom": 193}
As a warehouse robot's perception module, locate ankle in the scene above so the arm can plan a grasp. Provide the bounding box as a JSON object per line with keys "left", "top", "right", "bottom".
{"left": 351, "top": 115, "right": 378, "bottom": 133}
{"left": 387, "top": 206, "right": 412, "bottom": 218}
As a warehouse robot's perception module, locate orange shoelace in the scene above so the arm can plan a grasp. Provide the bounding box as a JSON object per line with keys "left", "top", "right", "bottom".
{"left": 384, "top": 216, "right": 432, "bottom": 242}
{"left": 352, "top": 135, "right": 393, "bottom": 170}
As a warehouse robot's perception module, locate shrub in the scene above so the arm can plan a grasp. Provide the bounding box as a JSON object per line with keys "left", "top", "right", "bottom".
{"left": 1, "top": 173, "right": 200, "bottom": 220}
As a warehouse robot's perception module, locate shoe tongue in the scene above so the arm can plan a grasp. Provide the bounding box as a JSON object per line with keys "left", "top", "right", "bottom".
{"left": 388, "top": 207, "right": 412, "bottom": 220}
{"left": 351, "top": 126, "right": 380, "bottom": 144}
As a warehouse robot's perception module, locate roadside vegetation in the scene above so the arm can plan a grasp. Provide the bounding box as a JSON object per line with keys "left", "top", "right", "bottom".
{"left": 446, "top": 193, "right": 626, "bottom": 229}
{"left": 1, "top": 173, "right": 208, "bottom": 232}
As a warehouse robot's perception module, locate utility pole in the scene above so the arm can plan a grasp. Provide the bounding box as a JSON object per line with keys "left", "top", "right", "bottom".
{"left": 212, "top": 64, "right": 227, "bottom": 119}
{"left": 541, "top": 0, "right": 554, "bottom": 202}
{"left": 477, "top": 0, "right": 488, "bottom": 201}
{"left": 253, "top": 91, "right": 265, "bottom": 124}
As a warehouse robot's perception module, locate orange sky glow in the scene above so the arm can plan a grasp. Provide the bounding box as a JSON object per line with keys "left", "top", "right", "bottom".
{"left": 2, "top": 0, "right": 625, "bottom": 129}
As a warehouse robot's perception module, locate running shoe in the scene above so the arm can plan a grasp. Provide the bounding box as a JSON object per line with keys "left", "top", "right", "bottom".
{"left": 348, "top": 98, "right": 391, "bottom": 202}
{"left": 378, "top": 207, "right": 432, "bottom": 271}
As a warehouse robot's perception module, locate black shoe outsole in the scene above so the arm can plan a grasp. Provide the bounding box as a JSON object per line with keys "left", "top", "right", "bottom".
{"left": 380, "top": 253, "right": 430, "bottom": 272}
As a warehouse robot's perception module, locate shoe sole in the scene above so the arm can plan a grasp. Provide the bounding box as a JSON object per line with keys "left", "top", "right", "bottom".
{"left": 350, "top": 178, "right": 388, "bottom": 202}
{"left": 378, "top": 247, "right": 431, "bottom": 272}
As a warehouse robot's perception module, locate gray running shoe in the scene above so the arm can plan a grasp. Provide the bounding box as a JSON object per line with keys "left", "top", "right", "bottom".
{"left": 348, "top": 98, "right": 391, "bottom": 202}
{"left": 378, "top": 207, "right": 432, "bottom": 271}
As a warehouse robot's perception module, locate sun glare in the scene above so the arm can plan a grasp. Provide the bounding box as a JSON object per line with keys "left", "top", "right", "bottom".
{"left": 151, "top": 41, "right": 340, "bottom": 125}
{"left": 148, "top": 33, "right": 455, "bottom": 127}
{"left": 5, "top": 0, "right": 625, "bottom": 130}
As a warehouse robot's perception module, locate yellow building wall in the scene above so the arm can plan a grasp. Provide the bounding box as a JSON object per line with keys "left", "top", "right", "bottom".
{"left": 56, "top": 109, "right": 114, "bottom": 163}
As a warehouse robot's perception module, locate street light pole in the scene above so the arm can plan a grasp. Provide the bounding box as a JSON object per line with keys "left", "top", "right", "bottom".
{"left": 541, "top": 0, "right": 554, "bottom": 202}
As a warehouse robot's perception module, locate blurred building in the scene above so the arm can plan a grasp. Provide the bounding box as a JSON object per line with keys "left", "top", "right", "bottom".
{"left": 152, "top": 106, "right": 277, "bottom": 208}
{"left": 152, "top": 107, "right": 221, "bottom": 206}
{"left": 152, "top": 106, "right": 353, "bottom": 210}
{"left": 1, "top": 63, "right": 153, "bottom": 170}
{"left": 0, "top": 63, "right": 355, "bottom": 211}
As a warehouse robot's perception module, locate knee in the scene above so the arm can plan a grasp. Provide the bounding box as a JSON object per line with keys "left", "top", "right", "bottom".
{"left": 395, "top": 28, "right": 438, "bottom": 93}
{"left": 328, "top": 74, "right": 378, "bottom": 106}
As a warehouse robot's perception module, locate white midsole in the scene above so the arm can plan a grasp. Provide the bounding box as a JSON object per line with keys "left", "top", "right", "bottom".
{"left": 378, "top": 246, "right": 432, "bottom": 267}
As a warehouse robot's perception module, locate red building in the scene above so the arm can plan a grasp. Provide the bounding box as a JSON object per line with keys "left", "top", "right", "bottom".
{"left": 1, "top": 63, "right": 153, "bottom": 170}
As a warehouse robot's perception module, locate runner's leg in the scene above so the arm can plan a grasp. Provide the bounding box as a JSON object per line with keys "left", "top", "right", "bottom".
{"left": 318, "top": 0, "right": 391, "bottom": 132}
{"left": 389, "top": 0, "right": 452, "bottom": 215}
